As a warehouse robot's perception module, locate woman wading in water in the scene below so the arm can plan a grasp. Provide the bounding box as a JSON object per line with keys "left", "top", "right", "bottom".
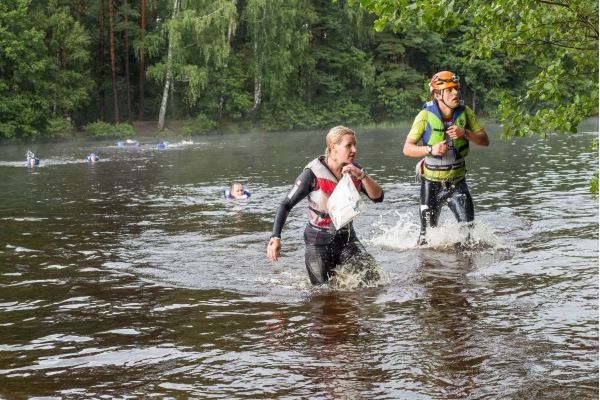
{"left": 267, "top": 126, "right": 384, "bottom": 285}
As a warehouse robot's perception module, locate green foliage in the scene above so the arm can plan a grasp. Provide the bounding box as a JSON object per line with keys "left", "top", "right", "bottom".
{"left": 244, "top": 0, "right": 313, "bottom": 105}
{"left": 84, "top": 121, "right": 135, "bottom": 139}
{"left": 256, "top": 99, "right": 321, "bottom": 131}
{"left": 0, "top": 0, "right": 51, "bottom": 138}
{"left": 0, "top": 0, "right": 93, "bottom": 139}
{"left": 148, "top": 0, "right": 238, "bottom": 111}
{"left": 212, "top": 55, "right": 254, "bottom": 120}
{"left": 39, "top": 1, "right": 94, "bottom": 115}
{"left": 181, "top": 114, "right": 217, "bottom": 135}
{"left": 350, "top": 0, "right": 599, "bottom": 137}
{"left": 256, "top": 95, "right": 372, "bottom": 131}
{"left": 498, "top": 57, "right": 598, "bottom": 137}
{"left": 45, "top": 118, "right": 73, "bottom": 139}
{"left": 371, "top": 40, "right": 424, "bottom": 121}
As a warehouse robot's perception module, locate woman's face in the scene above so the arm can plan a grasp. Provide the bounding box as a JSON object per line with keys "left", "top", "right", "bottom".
{"left": 331, "top": 134, "right": 357, "bottom": 164}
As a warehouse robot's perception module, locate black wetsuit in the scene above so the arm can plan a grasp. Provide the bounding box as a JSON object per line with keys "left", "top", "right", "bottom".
{"left": 271, "top": 165, "right": 384, "bottom": 285}
{"left": 419, "top": 177, "right": 474, "bottom": 235}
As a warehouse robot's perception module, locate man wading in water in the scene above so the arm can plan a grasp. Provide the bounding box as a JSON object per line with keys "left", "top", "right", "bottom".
{"left": 403, "top": 71, "right": 490, "bottom": 245}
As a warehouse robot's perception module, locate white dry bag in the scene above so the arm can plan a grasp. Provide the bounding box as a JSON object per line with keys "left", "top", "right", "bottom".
{"left": 327, "top": 173, "right": 367, "bottom": 230}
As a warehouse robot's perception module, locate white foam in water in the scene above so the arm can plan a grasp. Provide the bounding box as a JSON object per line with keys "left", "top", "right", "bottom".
{"left": 328, "top": 254, "right": 391, "bottom": 290}
{"left": 45, "top": 265, "right": 69, "bottom": 270}
{"left": 1, "top": 217, "right": 48, "bottom": 222}
{"left": 369, "top": 211, "right": 506, "bottom": 251}
{"left": 425, "top": 220, "right": 506, "bottom": 250}
{"left": 102, "top": 329, "right": 141, "bottom": 336}
{"left": 368, "top": 211, "right": 422, "bottom": 250}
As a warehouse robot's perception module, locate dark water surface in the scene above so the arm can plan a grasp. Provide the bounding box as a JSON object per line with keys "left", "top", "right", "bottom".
{"left": 0, "top": 121, "right": 598, "bottom": 399}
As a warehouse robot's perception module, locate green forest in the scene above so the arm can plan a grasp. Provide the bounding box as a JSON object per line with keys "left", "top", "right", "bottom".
{"left": 0, "top": 0, "right": 597, "bottom": 140}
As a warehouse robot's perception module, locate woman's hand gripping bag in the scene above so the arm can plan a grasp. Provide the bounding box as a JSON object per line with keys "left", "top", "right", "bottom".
{"left": 327, "top": 173, "right": 368, "bottom": 230}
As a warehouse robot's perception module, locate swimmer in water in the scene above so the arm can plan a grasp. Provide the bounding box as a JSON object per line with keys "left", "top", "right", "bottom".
{"left": 225, "top": 182, "right": 251, "bottom": 200}
{"left": 87, "top": 152, "right": 99, "bottom": 162}
{"left": 26, "top": 150, "right": 39, "bottom": 167}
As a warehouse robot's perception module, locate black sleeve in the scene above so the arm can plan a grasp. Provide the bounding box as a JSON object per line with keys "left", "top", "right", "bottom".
{"left": 271, "top": 168, "right": 316, "bottom": 238}
{"left": 360, "top": 183, "right": 384, "bottom": 203}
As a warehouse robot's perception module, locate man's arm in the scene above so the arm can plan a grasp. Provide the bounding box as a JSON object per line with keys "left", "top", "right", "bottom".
{"left": 446, "top": 106, "right": 490, "bottom": 146}
{"left": 402, "top": 110, "right": 450, "bottom": 157}
{"left": 466, "top": 128, "right": 490, "bottom": 146}
{"left": 446, "top": 125, "right": 490, "bottom": 146}
{"left": 404, "top": 137, "right": 451, "bottom": 157}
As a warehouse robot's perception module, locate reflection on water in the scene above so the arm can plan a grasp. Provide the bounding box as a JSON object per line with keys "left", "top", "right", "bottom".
{"left": 415, "top": 253, "right": 481, "bottom": 399}
{"left": 0, "top": 122, "right": 597, "bottom": 398}
{"left": 299, "top": 292, "right": 385, "bottom": 399}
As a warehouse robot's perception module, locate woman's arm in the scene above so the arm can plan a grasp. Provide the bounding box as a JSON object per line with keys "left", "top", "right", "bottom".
{"left": 342, "top": 164, "right": 384, "bottom": 202}
{"left": 267, "top": 168, "right": 315, "bottom": 262}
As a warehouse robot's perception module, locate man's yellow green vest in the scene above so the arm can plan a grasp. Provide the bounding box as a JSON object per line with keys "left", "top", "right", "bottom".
{"left": 422, "top": 100, "right": 469, "bottom": 158}
{"left": 421, "top": 100, "right": 469, "bottom": 182}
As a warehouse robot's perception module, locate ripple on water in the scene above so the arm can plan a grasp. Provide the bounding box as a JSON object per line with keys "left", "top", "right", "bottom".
{"left": 0, "top": 346, "right": 200, "bottom": 376}
{"left": 0, "top": 126, "right": 597, "bottom": 398}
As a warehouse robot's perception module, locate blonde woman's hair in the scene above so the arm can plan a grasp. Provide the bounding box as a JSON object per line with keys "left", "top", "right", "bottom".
{"left": 325, "top": 125, "right": 356, "bottom": 158}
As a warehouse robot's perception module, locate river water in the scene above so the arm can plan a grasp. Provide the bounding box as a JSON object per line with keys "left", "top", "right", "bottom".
{"left": 0, "top": 120, "right": 597, "bottom": 399}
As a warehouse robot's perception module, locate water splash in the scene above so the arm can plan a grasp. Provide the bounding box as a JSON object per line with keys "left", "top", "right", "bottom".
{"left": 368, "top": 211, "right": 421, "bottom": 250}
{"left": 368, "top": 211, "right": 506, "bottom": 251}
{"left": 424, "top": 221, "right": 506, "bottom": 251}
{"left": 328, "top": 253, "right": 390, "bottom": 290}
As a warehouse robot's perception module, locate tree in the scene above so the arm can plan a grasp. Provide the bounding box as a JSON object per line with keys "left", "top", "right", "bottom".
{"left": 138, "top": 0, "right": 146, "bottom": 119}
{"left": 0, "top": 0, "right": 93, "bottom": 138}
{"left": 0, "top": 0, "right": 50, "bottom": 138}
{"left": 350, "top": 0, "right": 599, "bottom": 137}
{"left": 370, "top": 29, "right": 443, "bottom": 122}
{"left": 149, "top": 0, "right": 238, "bottom": 131}
{"left": 108, "top": 0, "right": 120, "bottom": 123}
{"left": 244, "top": 0, "right": 312, "bottom": 113}
{"left": 302, "top": 0, "right": 375, "bottom": 125}
{"left": 116, "top": 0, "right": 139, "bottom": 123}
{"left": 157, "top": 0, "right": 179, "bottom": 131}
{"left": 39, "top": 1, "right": 94, "bottom": 122}
{"left": 98, "top": 0, "right": 106, "bottom": 121}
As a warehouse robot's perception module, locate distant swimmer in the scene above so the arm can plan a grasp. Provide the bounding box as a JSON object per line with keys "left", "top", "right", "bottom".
{"left": 86, "top": 152, "right": 99, "bottom": 162}
{"left": 26, "top": 150, "right": 39, "bottom": 167}
{"left": 403, "top": 71, "right": 490, "bottom": 245}
{"left": 225, "top": 182, "right": 251, "bottom": 200}
{"left": 156, "top": 141, "right": 169, "bottom": 150}
{"left": 116, "top": 139, "right": 140, "bottom": 147}
{"left": 267, "top": 125, "right": 384, "bottom": 285}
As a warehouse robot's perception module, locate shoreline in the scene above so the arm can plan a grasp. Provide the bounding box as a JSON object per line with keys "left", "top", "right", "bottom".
{"left": 6, "top": 114, "right": 587, "bottom": 144}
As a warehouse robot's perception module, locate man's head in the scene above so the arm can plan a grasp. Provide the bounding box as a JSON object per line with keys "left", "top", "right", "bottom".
{"left": 429, "top": 71, "right": 461, "bottom": 110}
{"left": 230, "top": 182, "right": 245, "bottom": 198}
